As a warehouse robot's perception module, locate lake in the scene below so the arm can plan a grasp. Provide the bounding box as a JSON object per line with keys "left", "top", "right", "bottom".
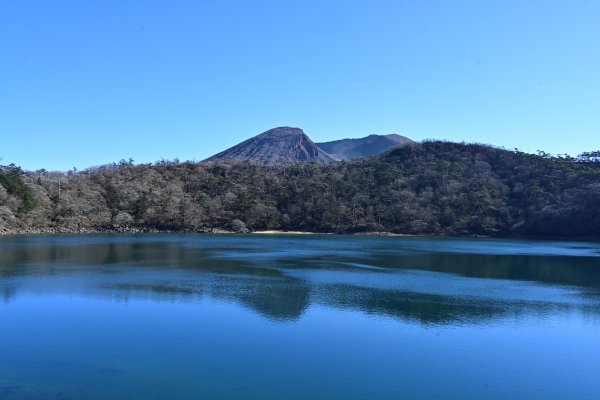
{"left": 1, "top": 234, "right": 599, "bottom": 399}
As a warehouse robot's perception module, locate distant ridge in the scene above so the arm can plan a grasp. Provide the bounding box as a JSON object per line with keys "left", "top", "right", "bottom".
{"left": 203, "top": 127, "right": 336, "bottom": 165}
{"left": 316, "top": 134, "right": 414, "bottom": 160}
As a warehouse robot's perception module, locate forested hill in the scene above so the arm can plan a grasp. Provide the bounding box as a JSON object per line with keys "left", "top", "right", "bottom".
{"left": 1, "top": 141, "right": 600, "bottom": 239}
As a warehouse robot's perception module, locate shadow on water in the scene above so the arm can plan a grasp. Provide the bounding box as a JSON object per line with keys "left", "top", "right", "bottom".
{"left": 1, "top": 234, "right": 600, "bottom": 324}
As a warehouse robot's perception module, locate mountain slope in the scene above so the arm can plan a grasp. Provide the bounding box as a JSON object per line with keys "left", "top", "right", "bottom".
{"left": 3, "top": 141, "right": 600, "bottom": 239}
{"left": 204, "top": 127, "right": 336, "bottom": 165}
{"left": 317, "top": 134, "right": 414, "bottom": 160}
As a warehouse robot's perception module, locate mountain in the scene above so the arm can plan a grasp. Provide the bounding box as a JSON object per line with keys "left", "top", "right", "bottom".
{"left": 203, "top": 127, "right": 337, "bottom": 165}
{"left": 316, "top": 134, "right": 414, "bottom": 160}
{"left": 3, "top": 141, "right": 600, "bottom": 239}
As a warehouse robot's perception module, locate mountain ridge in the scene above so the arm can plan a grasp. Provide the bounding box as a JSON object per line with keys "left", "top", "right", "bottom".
{"left": 203, "top": 127, "right": 414, "bottom": 164}
{"left": 203, "top": 127, "right": 336, "bottom": 165}
{"left": 316, "top": 133, "right": 414, "bottom": 160}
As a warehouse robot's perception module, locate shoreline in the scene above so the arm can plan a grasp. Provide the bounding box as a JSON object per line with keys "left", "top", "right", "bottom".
{"left": 0, "top": 227, "right": 430, "bottom": 238}
{"left": 0, "top": 227, "right": 336, "bottom": 237}
{"left": 0, "top": 227, "right": 598, "bottom": 242}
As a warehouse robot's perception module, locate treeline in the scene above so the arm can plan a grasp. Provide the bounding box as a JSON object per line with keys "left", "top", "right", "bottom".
{"left": 1, "top": 141, "right": 599, "bottom": 239}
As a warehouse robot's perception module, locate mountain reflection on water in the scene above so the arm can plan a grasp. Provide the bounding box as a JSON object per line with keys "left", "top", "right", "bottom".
{"left": 1, "top": 234, "right": 599, "bottom": 324}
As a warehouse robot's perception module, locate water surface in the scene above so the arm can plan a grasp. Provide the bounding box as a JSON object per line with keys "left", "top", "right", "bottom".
{"left": 1, "top": 234, "right": 599, "bottom": 399}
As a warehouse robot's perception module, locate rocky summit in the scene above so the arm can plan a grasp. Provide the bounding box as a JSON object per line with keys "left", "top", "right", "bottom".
{"left": 316, "top": 134, "right": 414, "bottom": 160}
{"left": 203, "top": 127, "right": 337, "bottom": 165}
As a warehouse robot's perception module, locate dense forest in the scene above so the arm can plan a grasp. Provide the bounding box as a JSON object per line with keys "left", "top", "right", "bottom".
{"left": 1, "top": 141, "right": 599, "bottom": 239}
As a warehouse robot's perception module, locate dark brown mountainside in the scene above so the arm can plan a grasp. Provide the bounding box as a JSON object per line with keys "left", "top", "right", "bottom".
{"left": 316, "top": 134, "right": 414, "bottom": 160}
{"left": 203, "top": 127, "right": 336, "bottom": 165}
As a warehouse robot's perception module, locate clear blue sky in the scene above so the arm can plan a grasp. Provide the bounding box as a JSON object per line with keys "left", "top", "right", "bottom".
{"left": 1, "top": 0, "right": 598, "bottom": 171}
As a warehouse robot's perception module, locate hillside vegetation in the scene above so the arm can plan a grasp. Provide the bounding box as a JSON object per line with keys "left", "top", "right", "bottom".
{"left": 1, "top": 141, "right": 599, "bottom": 239}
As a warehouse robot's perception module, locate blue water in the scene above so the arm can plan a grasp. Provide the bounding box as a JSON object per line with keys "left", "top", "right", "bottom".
{"left": 1, "top": 234, "right": 599, "bottom": 399}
